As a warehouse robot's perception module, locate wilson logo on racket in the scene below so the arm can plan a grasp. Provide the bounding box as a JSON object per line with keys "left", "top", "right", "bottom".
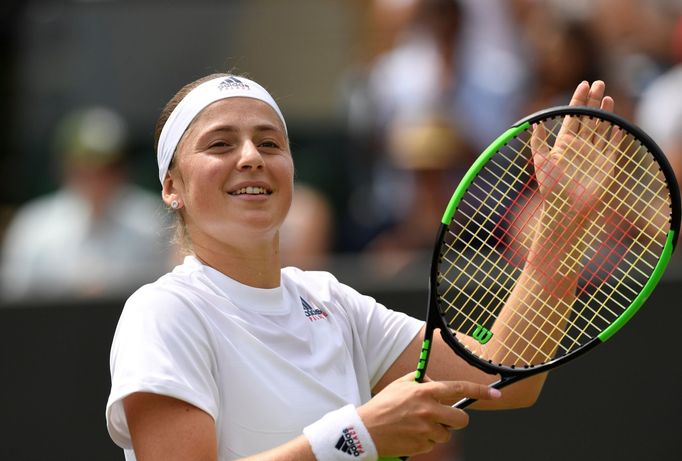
{"left": 472, "top": 324, "right": 493, "bottom": 345}
{"left": 300, "top": 297, "right": 328, "bottom": 322}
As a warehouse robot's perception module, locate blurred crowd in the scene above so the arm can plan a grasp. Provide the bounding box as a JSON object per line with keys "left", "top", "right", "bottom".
{"left": 1, "top": 0, "right": 681, "bottom": 305}
{"left": 339, "top": 0, "right": 682, "bottom": 278}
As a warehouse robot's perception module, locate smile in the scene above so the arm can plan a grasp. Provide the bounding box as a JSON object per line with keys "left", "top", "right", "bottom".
{"left": 229, "top": 186, "right": 271, "bottom": 196}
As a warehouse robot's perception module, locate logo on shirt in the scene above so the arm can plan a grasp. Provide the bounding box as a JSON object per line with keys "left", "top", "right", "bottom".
{"left": 218, "top": 76, "right": 250, "bottom": 91}
{"left": 335, "top": 426, "right": 366, "bottom": 457}
{"left": 301, "top": 297, "right": 328, "bottom": 322}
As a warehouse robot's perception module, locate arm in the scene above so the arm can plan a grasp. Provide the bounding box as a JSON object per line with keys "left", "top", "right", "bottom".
{"left": 373, "top": 325, "right": 546, "bottom": 410}
{"left": 124, "top": 383, "right": 499, "bottom": 461}
{"left": 124, "top": 392, "right": 318, "bottom": 461}
{"left": 375, "top": 81, "right": 616, "bottom": 411}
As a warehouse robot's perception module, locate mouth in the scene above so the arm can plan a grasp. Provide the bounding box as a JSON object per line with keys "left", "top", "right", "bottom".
{"left": 228, "top": 185, "right": 273, "bottom": 196}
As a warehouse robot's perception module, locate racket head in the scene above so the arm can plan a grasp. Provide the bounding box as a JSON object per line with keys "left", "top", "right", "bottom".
{"left": 425, "top": 105, "right": 680, "bottom": 379}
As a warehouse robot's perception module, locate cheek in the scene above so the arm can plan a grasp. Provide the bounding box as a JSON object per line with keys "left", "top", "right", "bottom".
{"left": 280, "top": 160, "right": 295, "bottom": 200}
{"left": 182, "top": 157, "right": 228, "bottom": 196}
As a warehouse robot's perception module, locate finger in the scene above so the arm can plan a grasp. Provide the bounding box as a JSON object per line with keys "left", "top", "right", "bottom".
{"left": 594, "top": 97, "right": 616, "bottom": 148}
{"left": 568, "top": 80, "right": 590, "bottom": 106}
{"left": 600, "top": 95, "right": 615, "bottom": 113}
{"left": 579, "top": 81, "right": 607, "bottom": 141}
{"left": 560, "top": 81, "right": 590, "bottom": 139}
{"left": 426, "top": 421, "right": 454, "bottom": 444}
{"left": 586, "top": 80, "right": 605, "bottom": 108}
{"left": 608, "top": 126, "right": 626, "bottom": 167}
{"left": 433, "top": 406, "right": 470, "bottom": 431}
{"left": 396, "top": 372, "right": 420, "bottom": 383}
{"left": 531, "top": 123, "right": 550, "bottom": 161}
{"left": 426, "top": 381, "right": 501, "bottom": 405}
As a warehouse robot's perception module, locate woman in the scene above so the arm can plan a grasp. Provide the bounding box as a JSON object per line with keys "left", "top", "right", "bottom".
{"left": 106, "top": 74, "right": 614, "bottom": 461}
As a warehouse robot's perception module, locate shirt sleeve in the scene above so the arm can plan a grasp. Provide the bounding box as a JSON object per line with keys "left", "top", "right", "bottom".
{"left": 330, "top": 277, "right": 424, "bottom": 389}
{"left": 105, "top": 284, "right": 219, "bottom": 449}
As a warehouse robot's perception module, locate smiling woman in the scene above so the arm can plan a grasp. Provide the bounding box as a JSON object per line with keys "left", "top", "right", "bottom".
{"left": 153, "top": 74, "right": 293, "bottom": 265}
{"left": 104, "top": 72, "right": 574, "bottom": 461}
{"left": 162, "top": 95, "right": 294, "bottom": 288}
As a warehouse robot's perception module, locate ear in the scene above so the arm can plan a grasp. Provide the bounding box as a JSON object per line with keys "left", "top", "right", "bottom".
{"left": 161, "top": 169, "right": 183, "bottom": 208}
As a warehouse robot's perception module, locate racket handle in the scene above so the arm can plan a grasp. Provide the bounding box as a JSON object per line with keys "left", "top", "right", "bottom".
{"left": 377, "top": 457, "right": 406, "bottom": 461}
{"left": 453, "top": 396, "right": 477, "bottom": 409}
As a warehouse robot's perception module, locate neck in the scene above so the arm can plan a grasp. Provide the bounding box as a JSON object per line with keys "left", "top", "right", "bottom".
{"left": 191, "top": 233, "right": 282, "bottom": 288}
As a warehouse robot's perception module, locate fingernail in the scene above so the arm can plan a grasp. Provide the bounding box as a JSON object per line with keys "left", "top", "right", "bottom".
{"left": 489, "top": 388, "right": 502, "bottom": 398}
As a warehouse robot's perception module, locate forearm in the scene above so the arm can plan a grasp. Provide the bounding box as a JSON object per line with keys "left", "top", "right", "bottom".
{"left": 476, "top": 208, "right": 586, "bottom": 366}
{"left": 239, "top": 436, "right": 316, "bottom": 461}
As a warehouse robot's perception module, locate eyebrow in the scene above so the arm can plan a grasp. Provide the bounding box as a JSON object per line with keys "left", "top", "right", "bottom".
{"left": 201, "top": 123, "right": 283, "bottom": 135}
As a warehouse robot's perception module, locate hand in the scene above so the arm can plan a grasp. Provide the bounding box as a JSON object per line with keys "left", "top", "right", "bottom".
{"left": 357, "top": 373, "right": 501, "bottom": 458}
{"left": 531, "top": 81, "right": 620, "bottom": 224}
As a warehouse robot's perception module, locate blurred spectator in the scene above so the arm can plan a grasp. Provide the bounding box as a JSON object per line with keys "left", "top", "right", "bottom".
{"left": 280, "top": 182, "right": 334, "bottom": 270}
{"left": 366, "top": 111, "right": 470, "bottom": 277}
{"left": 520, "top": 12, "right": 601, "bottom": 114}
{"left": 585, "top": 0, "right": 681, "bottom": 119}
{"left": 450, "top": 0, "right": 529, "bottom": 149}
{"left": 342, "top": 0, "right": 470, "bottom": 250}
{"left": 1, "top": 106, "right": 172, "bottom": 302}
{"left": 636, "top": 14, "right": 682, "bottom": 193}
{"left": 341, "top": 0, "right": 528, "bottom": 253}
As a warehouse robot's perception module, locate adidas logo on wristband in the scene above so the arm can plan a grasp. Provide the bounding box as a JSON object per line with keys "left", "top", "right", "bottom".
{"left": 335, "top": 426, "right": 366, "bottom": 457}
{"left": 303, "top": 404, "right": 377, "bottom": 461}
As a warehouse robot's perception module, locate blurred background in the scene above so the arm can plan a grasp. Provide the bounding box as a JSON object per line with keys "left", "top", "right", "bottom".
{"left": 0, "top": 0, "right": 681, "bottom": 460}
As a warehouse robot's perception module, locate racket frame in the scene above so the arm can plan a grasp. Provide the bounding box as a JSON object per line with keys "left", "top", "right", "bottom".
{"left": 415, "top": 105, "right": 680, "bottom": 393}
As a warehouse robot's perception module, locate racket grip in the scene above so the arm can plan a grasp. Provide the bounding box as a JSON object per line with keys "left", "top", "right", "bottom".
{"left": 377, "top": 457, "right": 406, "bottom": 461}
{"left": 453, "top": 396, "right": 477, "bottom": 409}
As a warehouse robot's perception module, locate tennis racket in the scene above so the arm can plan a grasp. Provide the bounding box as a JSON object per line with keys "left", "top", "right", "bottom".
{"left": 381, "top": 105, "right": 680, "bottom": 461}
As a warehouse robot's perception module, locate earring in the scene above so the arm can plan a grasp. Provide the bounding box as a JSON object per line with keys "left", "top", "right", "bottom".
{"left": 171, "top": 200, "right": 180, "bottom": 209}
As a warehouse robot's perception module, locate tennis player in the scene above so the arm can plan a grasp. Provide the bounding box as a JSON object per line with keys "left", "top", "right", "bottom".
{"left": 106, "top": 73, "right": 613, "bottom": 461}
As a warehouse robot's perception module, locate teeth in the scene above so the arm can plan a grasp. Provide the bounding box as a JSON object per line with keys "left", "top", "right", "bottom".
{"left": 233, "top": 186, "right": 268, "bottom": 195}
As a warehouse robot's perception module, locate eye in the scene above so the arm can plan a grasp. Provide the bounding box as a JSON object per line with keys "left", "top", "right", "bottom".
{"left": 207, "top": 140, "right": 233, "bottom": 151}
{"left": 259, "top": 140, "right": 280, "bottom": 149}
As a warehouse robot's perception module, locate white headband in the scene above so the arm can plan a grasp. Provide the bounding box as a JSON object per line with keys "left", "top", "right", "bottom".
{"left": 157, "top": 75, "right": 287, "bottom": 185}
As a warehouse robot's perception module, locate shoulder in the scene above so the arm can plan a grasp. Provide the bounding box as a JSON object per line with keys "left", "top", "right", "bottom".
{"left": 117, "top": 261, "right": 212, "bottom": 329}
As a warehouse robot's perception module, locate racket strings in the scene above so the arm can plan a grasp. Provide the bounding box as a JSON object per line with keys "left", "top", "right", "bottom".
{"left": 494, "top": 120, "right": 667, "bottom": 363}
{"left": 438, "top": 115, "right": 673, "bottom": 368}
{"left": 492, "top": 117, "right": 668, "bottom": 360}
{"left": 443, "top": 121, "right": 611, "bottom": 363}
{"left": 441, "top": 122, "right": 616, "bottom": 322}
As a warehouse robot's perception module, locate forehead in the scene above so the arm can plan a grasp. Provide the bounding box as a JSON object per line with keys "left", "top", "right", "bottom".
{"left": 190, "top": 97, "right": 286, "bottom": 133}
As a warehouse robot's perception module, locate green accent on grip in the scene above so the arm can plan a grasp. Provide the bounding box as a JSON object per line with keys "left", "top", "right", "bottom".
{"left": 598, "top": 230, "right": 676, "bottom": 342}
{"left": 441, "top": 122, "right": 531, "bottom": 224}
{"left": 414, "top": 339, "right": 431, "bottom": 382}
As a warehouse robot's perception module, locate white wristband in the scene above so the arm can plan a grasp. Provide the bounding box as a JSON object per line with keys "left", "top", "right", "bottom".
{"left": 303, "top": 404, "right": 378, "bottom": 461}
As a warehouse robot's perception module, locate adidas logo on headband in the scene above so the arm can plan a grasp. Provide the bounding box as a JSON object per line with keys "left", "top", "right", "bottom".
{"left": 218, "top": 76, "right": 250, "bottom": 92}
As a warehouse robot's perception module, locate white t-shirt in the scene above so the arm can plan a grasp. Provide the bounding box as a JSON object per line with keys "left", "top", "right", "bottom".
{"left": 106, "top": 256, "right": 423, "bottom": 460}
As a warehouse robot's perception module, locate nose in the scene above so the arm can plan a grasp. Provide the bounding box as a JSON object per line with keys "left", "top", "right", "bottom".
{"left": 236, "top": 141, "right": 264, "bottom": 170}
